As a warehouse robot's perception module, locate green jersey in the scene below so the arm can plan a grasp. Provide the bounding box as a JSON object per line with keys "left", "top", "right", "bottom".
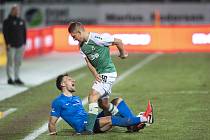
{"left": 80, "top": 32, "right": 116, "bottom": 74}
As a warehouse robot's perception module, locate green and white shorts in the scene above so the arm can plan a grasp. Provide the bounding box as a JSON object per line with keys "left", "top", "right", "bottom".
{"left": 92, "top": 72, "right": 117, "bottom": 99}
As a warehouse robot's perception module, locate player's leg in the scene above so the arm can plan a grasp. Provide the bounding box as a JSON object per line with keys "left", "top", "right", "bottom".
{"left": 86, "top": 72, "right": 117, "bottom": 133}
{"left": 95, "top": 100, "right": 154, "bottom": 133}
{"left": 85, "top": 89, "right": 101, "bottom": 133}
{"left": 111, "top": 97, "right": 135, "bottom": 118}
{"left": 93, "top": 117, "right": 112, "bottom": 133}
{"left": 97, "top": 98, "right": 111, "bottom": 118}
{"left": 98, "top": 116, "right": 147, "bottom": 128}
{"left": 111, "top": 100, "right": 154, "bottom": 127}
{"left": 6, "top": 47, "right": 15, "bottom": 84}
{"left": 111, "top": 97, "right": 146, "bottom": 132}
{"left": 99, "top": 97, "right": 119, "bottom": 116}
{"left": 97, "top": 97, "right": 135, "bottom": 118}
{"left": 98, "top": 73, "right": 120, "bottom": 116}
{"left": 14, "top": 46, "right": 24, "bottom": 84}
{"left": 112, "top": 98, "right": 153, "bottom": 132}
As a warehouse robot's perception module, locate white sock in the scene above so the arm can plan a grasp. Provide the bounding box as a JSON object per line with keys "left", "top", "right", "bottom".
{"left": 108, "top": 103, "right": 119, "bottom": 115}
{"left": 140, "top": 116, "right": 147, "bottom": 123}
{"left": 89, "top": 102, "right": 99, "bottom": 115}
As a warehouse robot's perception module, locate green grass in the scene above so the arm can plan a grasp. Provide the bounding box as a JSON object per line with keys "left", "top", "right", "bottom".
{"left": 0, "top": 53, "right": 210, "bottom": 140}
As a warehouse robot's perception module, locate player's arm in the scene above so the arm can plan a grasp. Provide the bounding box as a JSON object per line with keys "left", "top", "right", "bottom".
{"left": 48, "top": 116, "right": 59, "bottom": 135}
{"left": 112, "top": 38, "right": 128, "bottom": 59}
{"left": 2, "top": 20, "right": 10, "bottom": 48}
{"left": 95, "top": 33, "right": 127, "bottom": 59}
{"left": 85, "top": 57, "right": 101, "bottom": 82}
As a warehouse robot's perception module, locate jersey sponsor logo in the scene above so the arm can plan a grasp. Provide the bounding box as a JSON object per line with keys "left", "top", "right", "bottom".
{"left": 88, "top": 53, "right": 99, "bottom": 60}
{"left": 95, "top": 36, "right": 102, "bottom": 40}
{"left": 72, "top": 103, "right": 80, "bottom": 106}
{"left": 65, "top": 103, "right": 70, "bottom": 106}
{"left": 91, "top": 46, "right": 95, "bottom": 51}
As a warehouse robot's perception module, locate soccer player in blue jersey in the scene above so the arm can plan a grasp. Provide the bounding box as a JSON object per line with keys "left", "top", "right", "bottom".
{"left": 48, "top": 74, "right": 153, "bottom": 135}
{"left": 68, "top": 22, "right": 129, "bottom": 133}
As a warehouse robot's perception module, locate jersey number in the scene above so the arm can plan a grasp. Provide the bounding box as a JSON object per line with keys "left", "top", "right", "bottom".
{"left": 101, "top": 75, "right": 107, "bottom": 83}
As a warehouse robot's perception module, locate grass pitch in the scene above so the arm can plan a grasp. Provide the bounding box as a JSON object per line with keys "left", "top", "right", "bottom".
{"left": 0, "top": 53, "right": 209, "bottom": 140}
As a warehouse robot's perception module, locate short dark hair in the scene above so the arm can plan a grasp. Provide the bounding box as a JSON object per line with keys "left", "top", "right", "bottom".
{"left": 68, "top": 21, "right": 84, "bottom": 33}
{"left": 56, "top": 74, "right": 68, "bottom": 91}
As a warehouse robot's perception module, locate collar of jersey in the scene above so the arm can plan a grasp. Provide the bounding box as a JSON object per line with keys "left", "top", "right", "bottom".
{"left": 85, "top": 32, "right": 92, "bottom": 45}
{"left": 61, "top": 93, "right": 73, "bottom": 98}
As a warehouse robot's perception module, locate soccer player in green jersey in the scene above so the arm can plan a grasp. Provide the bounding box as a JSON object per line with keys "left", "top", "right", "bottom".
{"left": 68, "top": 22, "right": 128, "bottom": 134}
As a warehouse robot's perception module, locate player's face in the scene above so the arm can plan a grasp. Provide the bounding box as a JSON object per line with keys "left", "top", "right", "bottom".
{"left": 71, "top": 31, "right": 84, "bottom": 43}
{"left": 62, "top": 76, "right": 76, "bottom": 92}
{"left": 11, "top": 6, "right": 20, "bottom": 17}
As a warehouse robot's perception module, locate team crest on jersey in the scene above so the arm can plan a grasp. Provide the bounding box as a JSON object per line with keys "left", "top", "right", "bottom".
{"left": 91, "top": 46, "right": 95, "bottom": 51}
{"left": 51, "top": 108, "right": 55, "bottom": 113}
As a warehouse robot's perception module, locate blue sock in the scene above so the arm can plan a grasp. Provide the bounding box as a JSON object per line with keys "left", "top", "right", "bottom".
{"left": 111, "top": 116, "right": 140, "bottom": 127}
{"left": 117, "top": 100, "right": 135, "bottom": 118}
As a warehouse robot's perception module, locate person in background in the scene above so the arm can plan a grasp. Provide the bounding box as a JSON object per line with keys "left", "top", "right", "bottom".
{"left": 3, "top": 4, "right": 26, "bottom": 85}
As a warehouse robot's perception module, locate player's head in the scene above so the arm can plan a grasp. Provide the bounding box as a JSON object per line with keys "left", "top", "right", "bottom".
{"left": 10, "top": 4, "right": 20, "bottom": 17}
{"left": 56, "top": 74, "right": 76, "bottom": 92}
{"left": 68, "top": 21, "right": 85, "bottom": 42}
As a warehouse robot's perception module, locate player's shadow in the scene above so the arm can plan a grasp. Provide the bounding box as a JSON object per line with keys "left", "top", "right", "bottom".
{"left": 56, "top": 129, "right": 74, "bottom": 136}
{"left": 56, "top": 127, "right": 143, "bottom": 137}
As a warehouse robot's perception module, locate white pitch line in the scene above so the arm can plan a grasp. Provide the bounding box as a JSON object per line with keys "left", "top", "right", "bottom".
{"left": 22, "top": 122, "right": 48, "bottom": 140}
{"left": 0, "top": 108, "right": 17, "bottom": 119}
{"left": 23, "top": 53, "right": 161, "bottom": 140}
{"left": 114, "top": 53, "right": 162, "bottom": 85}
{"left": 22, "top": 118, "right": 62, "bottom": 140}
{"left": 82, "top": 53, "right": 162, "bottom": 105}
{"left": 4, "top": 108, "right": 17, "bottom": 116}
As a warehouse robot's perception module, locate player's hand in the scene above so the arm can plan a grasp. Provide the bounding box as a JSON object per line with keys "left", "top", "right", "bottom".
{"left": 95, "top": 74, "right": 102, "bottom": 82}
{"left": 119, "top": 52, "right": 128, "bottom": 59}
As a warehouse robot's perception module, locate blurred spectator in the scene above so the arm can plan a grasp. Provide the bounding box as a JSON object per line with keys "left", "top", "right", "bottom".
{"left": 3, "top": 5, "right": 26, "bottom": 85}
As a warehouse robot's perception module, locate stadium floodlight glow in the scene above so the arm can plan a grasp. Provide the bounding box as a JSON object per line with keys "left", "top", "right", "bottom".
{"left": 192, "top": 33, "right": 210, "bottom": 45}
{"left": 68, "top": 33, "right": 151, "bottom": 46}
{"left": 26, "top": 39, "right": 32, "bottom": 51}
{"left": 44, "top": 35, "right": 53, "bottom": 47}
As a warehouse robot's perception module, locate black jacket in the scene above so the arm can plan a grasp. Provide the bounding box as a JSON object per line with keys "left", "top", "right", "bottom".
{"left": 3, "top": 15, "right": 26, "bottom": 47}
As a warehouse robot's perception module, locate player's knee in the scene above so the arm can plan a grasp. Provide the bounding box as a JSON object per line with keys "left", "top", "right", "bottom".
{"left": 98, "top": 99, "right": 109, "bottom": 110}
{"left": 102, "top": 103, "right": 109, "bottom": 110}
{"left": 88, "top": 91, "right": 100, "bottom": 103}
{"left": 111, "top": 97, "right": 123, "bottom": 106}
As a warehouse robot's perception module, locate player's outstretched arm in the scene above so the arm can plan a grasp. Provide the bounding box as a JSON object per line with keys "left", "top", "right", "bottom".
{"left": 112, "top": 38, "right": 128, "bottom": 59}
{"left": 85, "top": 57, "right": 101, "bottom": 82}
{"left": 48, "top": 116, "right": 59, "bottom": 135}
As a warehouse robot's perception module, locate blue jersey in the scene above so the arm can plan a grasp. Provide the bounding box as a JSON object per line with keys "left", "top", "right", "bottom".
{"left": 50, "top": 94, "right": 88, "bottom": 133}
